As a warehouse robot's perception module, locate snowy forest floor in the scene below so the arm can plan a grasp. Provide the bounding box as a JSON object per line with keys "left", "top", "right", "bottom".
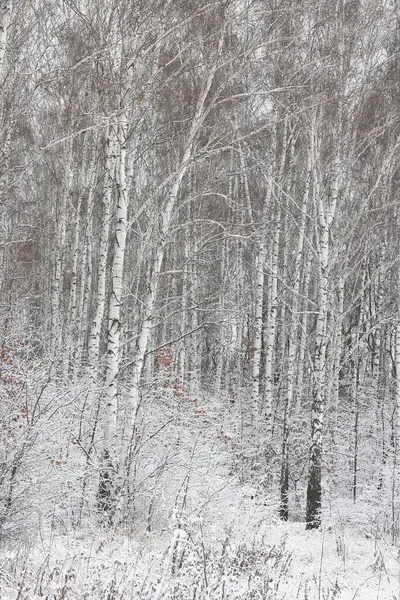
{"left": 0, "top": 518, "right": 398, "bottom": 599}
{"left": 1, "top": 383, "right": 399, "bottom": 599}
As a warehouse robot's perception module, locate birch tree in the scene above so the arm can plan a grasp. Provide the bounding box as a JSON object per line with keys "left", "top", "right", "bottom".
{"left": 306, "top": 114, "right": 340, "bottom": 529}
{"left": 280, "top": 142, "right": 311, "bottom": 520}
{"left": 98, "top": 106, "right": 130, "bottom": 517}
{"left": 0, "top": 1, "right": 10, "bottom": 86}
{"left": 88, "top": 126, "right": 118, "bottom": 375}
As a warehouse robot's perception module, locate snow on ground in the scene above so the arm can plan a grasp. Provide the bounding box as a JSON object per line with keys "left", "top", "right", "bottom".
{"left": 0, "top": 388, "right": 399, "bottom": 598}
{"left": 0, "top": 515, "right": 399, "bottom": 598}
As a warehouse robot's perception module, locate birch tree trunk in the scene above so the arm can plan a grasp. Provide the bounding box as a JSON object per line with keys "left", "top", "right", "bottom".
{"left": 249, "top": 141, "right": 273, "bottom": 429}
{"left": 329, "top": 274, "right": 344, "bottom": 430}
{"left": 50, "top": 138, "right": 73, "bottom": 356}
{"left": 179, "top": 222, "right": 190, "bottom": 388}
{"left": 251, "top": 242, "right": 266, "bottom": 428}
{"left": 64, "top": 139, "right": 89, "bottom": 378}
{"left": 88, "top": 125, "right": 117, "bottom": 376}
{"left": 296, "top": 253, "right": 311, "bottom": 414}
{"left": 234, "top": 150, "right": 246, "bottom": 387}
{"left": 264, "top": 203, "right": 280, "bottom": 437}
{"left": 76, "top": 144, "right": 98, "bottom": 371}
{"left": 215, "top": 233, "right": 228, "bottom": 394}
{"left": 306, "top": 128, "right": 340, "bottom": 528}
{"left": 351, "top": 296, "right": 365, "bottom": 502}
{"left": 98, "top": 110, "right": 129, "bottom": 519}
{"left": 395, "top": 310, "right": 400, "bottom": 506}
{"left": 279, "top": 152, "right": 310, "bottom": 520}
{"left": 0, "top": 1, "right": 11, "bottom": 85}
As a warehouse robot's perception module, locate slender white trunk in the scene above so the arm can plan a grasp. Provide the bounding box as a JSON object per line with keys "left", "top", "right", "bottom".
{"left": 327, "top": 274, "right": 344, "bottom": 433}
{"left": 180, "top": 223, "right": 190, "bottom": 388}
{"left": 397, "top": 209, "right": 400, "bottom": 463}
{"left": 51, "top": 139, "right": 73, "bottom": 355}
{"left": 306, "top": 116, "right": 340, "bottom": 527}
{"left": 351, "top": 293, "right": 365, "bottom": 502}
{"left": 250, "top": 159, "right": 274, "bottom": 427}
{"left": 50, "top": 240, "right": 61, "bottom": 352}
{"left": 287, "top": 164, "right": 310, "bottom": 409}
{"left": 76, "top": 146, "right": 98, "bottom": 370}
{"left": 216, "top": 234, "right": 229, "bottom": 393}
{"left": 250, "top": 242, "right": 265, "bottom": 426}
{"left": 189, "top": 249, "right": 199, "bottom": 396}
{"left": 276, "top": 206, "right": 289, "bottom": 380}
{"left": 275, "top": 119, "right": 291, "bottom": 386}
{"left": 0, "top": 2, "right": 11, "bottom": 85}
{"left": 264, "top": 204, "right": 281, "bottom": 437}
{"left": 239, "top": 141, "right": 254, "bottom": 223}
{"left": 88, "top": 126, "right": 117, "bottom": 375}
{"left": 296, "top": 253, "right": 311, "bottom": 412}
{"left": 76, "top": 213, "right": 93, "bottom": 370}
{"left": 98, "top": 111, "right": 129, "bottom": 517}
{"left": 0, "top": 125, "right": 10, "bottom": 195}
{"left": 396, "top": 318, "right": 400, "bottom": 456}
{"left": 280, "top": 155, "right": 310, "bottom": 519}
{"left": 64, "top": 143, "right": 88, "bottom": 377}
{"left": 373, "top": 243, "right": 386, "bottom": 375}
{"left": 231, "top": 151, "right": 245, "bottom": 387}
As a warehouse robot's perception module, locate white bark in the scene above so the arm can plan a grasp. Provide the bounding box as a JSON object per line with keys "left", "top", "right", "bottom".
{"left": 76, "top": 144, "right": 98, "bottom": 370}
{"left": 251, "top": 241, "right": 266, "bottom": 427}
{"left": 306, "top": 117, "right": 340, "bottom": 527}
{"left": 280, "top": 153, "right": 311, "bottom": 518}
{"left": 250, "top": 135, "right": 275, "bottom": 427}
{"left": 396, "top": 320, "right": 400, "bottom": 452}
{"left": 264, "top": 204, "right": 281, "bottom": 437}
{"left": 275, "top": 119, "right": 291, "bottom": 381}
{"left": 296, "top": 252, "right": 311, "bottom": 413}
{"left": 286, "top": 156, "right": 311, "bottom": 418}
{"left": 88, "top": 125, "right": 117, "bottom": 375}
{"left": 233, "top": 160, "right": 245, "bottom": 386}
{"left": 327, "top": 273, "right": 344, "bottom": 431}
{"left": 50, "top": 138, "right": 73, "bottom": 355}
{"left": 216, "top": 234, "right": 228, "bottom": 393}
{"left": 239, "top": 141, "right": 254, "bottom": 223}
{"left": 0, "top": 2, "right": 11, "bottom": 85}
{"left": 188, "top": 248, "right": 199, "bottom": 397}
{"left": 0, "top": 125, "right": 10, "bottom": 196}
{"left": 179, "top": 222, "right": 190, "bottom": 388}
{"left": 64, "top": 142, "right": 88, "bottom": 378}
{"left": 103, "top": 113, "right": 128, "bottom": 458}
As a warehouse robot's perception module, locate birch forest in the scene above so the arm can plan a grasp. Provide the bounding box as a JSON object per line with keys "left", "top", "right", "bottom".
{"left": 1, "top": 0, "right": 400, "bottom": 598}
